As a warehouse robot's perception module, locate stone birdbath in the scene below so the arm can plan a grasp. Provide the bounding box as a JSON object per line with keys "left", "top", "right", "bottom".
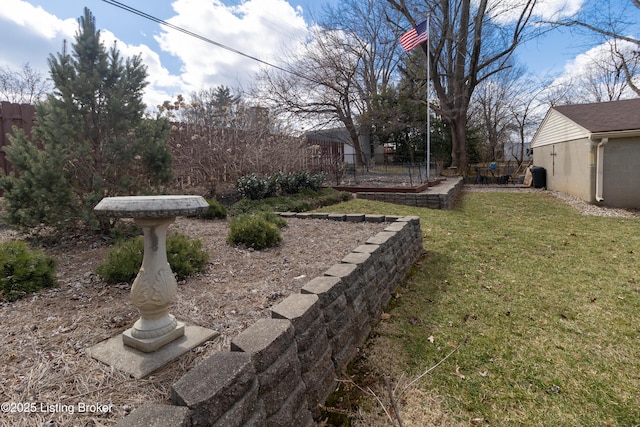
{"left": 94, "top": 195, "right": 209, "bottom": 353}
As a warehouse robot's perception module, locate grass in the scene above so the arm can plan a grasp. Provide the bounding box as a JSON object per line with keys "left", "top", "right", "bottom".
{"left": 318, "top": 191, "right": 640, "bottom": 426}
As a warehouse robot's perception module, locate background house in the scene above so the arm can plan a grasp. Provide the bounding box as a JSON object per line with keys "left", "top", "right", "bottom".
{"left": 530, "top": 98, "right": 640, "bottom": 208}
{"left": 305, "top": 128, "right": 383, "bottom": 167}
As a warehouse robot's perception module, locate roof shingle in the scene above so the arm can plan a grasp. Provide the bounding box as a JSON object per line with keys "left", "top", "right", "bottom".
{"left": 554, "top": 98, "right": 640, "bottom": 133}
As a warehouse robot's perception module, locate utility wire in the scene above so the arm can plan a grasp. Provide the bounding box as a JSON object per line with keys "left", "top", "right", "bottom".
{"left": 100, "top": 0, "right": 321, "bottom": 85}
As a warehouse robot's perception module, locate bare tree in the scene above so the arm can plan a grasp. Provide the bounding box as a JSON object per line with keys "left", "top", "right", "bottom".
{"left": 577, "top": 40, "right": 639, "bottom": 101}
{"left": 255, "top": 1, "right": 400, "bottom": 168}
{"left": 552, "top": 0, "right": 640, "bottom": 96}
{"left": 470, "top": 66, "right": 523, "bottom": 163}
{"left": 508, "top": 75, "right": 549, "bottom": 166}
{"left": 322, "top": 0, "right": 402, "bottom": 121}
{"left": 256, "top": 28, "right": 368, "bottom": 166}
{"left": 0, "top": 63, "right": 51, "bottom": 104}
{"left": 387, "top": 0, "right": 538, "bottom": 174}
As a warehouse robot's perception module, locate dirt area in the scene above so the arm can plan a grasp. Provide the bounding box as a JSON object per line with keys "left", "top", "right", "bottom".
{"left": 0, "top": 217, "right": 387, "bottom": 427}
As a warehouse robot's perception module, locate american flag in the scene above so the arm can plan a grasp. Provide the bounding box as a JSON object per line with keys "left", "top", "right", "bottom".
{"left": 400, "top": 19, "right": 428, "bottom": 52}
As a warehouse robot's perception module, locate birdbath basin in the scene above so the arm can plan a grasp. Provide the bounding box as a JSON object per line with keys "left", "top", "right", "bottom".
{"left": 94, "top": 195, "right": 208, "bottom": 352}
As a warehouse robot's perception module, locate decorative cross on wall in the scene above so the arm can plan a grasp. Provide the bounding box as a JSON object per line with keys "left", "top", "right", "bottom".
{"left": 550, "top": 145, "right": 557, "bottom": 176}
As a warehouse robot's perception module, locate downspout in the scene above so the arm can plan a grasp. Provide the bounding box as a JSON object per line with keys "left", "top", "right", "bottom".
{"left": 595, "top": 138, "right": 609, "bottom": 202}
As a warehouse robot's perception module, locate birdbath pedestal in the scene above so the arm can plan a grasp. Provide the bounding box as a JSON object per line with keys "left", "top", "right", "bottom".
{"left": 94, "top": 195, "right": 208, "bottom": 353}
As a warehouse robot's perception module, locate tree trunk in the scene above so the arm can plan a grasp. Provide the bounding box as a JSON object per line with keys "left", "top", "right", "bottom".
{"left": 449, "top": 114, "right": 468, "bottom": 175}
{"left": 345, "top": 121, "right": 364, "bottom": 167}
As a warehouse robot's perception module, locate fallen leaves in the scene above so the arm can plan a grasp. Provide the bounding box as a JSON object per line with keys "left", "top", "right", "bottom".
{"left": 454, "top": 365, "right": 466, "bottom": 380}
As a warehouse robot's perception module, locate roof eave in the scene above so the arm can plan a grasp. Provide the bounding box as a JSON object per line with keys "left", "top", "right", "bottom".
{"left": 589, "top": 129, "right": 640, "bottom": 140}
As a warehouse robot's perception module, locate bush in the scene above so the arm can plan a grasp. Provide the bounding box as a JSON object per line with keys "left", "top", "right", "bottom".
{"left": 0, "top": 241, "right": 57, "bottom": 302}
{"left": 227, "top": 213, "right": 282, "bottom": 250}
{"left": 237, "top": 173, "right": 275, "bottom": 200}
{"left": 96, "top": 236, "right": 144, "bottom": 284}
{"left": 257, "top": 211, "right": 288, "bottom": 229}
{"left": 201, "top": 198, "right": 227, "bottom": 220}
{"left": 277, "top": 171, "right": 305, "bottom": 195}
{"left": 237, "top": 171, "right": 325, "bottom": 200}
{"left": 96, "top": 232, "right": 209, "bottom": 284}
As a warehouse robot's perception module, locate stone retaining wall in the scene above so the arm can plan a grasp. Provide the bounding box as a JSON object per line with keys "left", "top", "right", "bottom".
{"left": 356, "top": 176, "right": 463, "bottom": 209}
{"left": 117, "top": 214, "right": 424, "bottom": 427}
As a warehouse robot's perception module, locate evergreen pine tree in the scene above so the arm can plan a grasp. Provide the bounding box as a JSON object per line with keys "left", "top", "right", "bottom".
{"left": 1, "top": 7, "right": 172, "bottom": 234}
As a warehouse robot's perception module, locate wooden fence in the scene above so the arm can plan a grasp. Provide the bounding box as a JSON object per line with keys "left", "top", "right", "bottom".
{"left": 0, "top": 102, "right": 36, "bottom": 176}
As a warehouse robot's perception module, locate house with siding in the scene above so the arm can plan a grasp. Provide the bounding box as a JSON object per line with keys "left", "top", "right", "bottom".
{"left": 530, "top": 98, "right": 640, "bottom": 208}
{"left": 305, "top": 128, "right": 383, "bottom": 166}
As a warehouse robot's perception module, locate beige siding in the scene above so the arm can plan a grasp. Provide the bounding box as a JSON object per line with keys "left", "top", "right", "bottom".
{"left": 533, "top": 139, "right": 594, "bottom": 202}
{"left": 601, "top": 137, "right": 640, "bottom": 208}
{"left": 531, "top": 110, "right": 589, "bottom": 148}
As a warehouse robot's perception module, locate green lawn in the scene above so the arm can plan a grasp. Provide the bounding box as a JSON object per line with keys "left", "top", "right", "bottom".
{"left": 320, "top": 191, "right": 640, "bottom": 426}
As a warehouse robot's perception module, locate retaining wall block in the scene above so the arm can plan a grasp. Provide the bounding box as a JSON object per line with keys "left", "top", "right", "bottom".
{"left": 352, "top": 243, "right": 380, "bottom": 255}
{"left": 345, "top": 213, "right": 365, "bottom": 222}
{"left": 231, "top": 318, "right": 314, "bottom": 427}
{"left": 265, "top": 382, "right": 312, "bottom": 427}
{"left": 300, "top": 276, "right": 355, "bottom": 366}
{"left": 171, "top": 352, "right": 261, "bottom": 427}
{"left": 342, "top": 251, "right": 389, "bottom": 326}
{"left": 327, "top": 260, "right": 371, "bottom": 347}
{"left": 364, "top": 214, "right": 385, "bottom": 223}
{"left": 271, "top": 294, "right": 337, "bottom": 416}
{"left": 383, "top": 222, "right": 406, "bottom": 233}
{"left": 295, "top": 212, "right": 314, "bottom": 219}
{"left": 366, "top": 231, "right": 396, "bottom": 247}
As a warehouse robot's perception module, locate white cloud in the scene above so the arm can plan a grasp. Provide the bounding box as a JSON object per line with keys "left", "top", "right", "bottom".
{"left": 556, "top": 40, "right": 631, "bottom": 82}
{"left": 0, "top": 0, "right": 312, "bottom": 110}
{"left": 532, "top": 0, "right": 584, "bottom": 20}
{"left": 99, "top": 29, "right": 183, "bottom": 108}
{"left": 154, "top": 0, "right": 309, "bottom": 94}
{"left": 0, "top": 0, "right": 76, "bottom": 72}
{"left": 488, "top": 0, "right": 585, "bottom": 24}
{"left": 0, "top": 0, "right": 77, "bottom": 40}
{"left": 548, "top": 39, "right": 640, "bottom": 102}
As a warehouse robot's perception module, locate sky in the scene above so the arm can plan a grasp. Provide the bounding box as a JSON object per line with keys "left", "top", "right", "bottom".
{"left": 1, "top": 0, "right": 638, "bottom": 110}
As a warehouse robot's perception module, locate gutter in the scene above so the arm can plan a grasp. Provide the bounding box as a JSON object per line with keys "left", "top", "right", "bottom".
{"left": 589, "top": 129, "right": 640, "bottom": 140}
{"left": 594, "top": 138, "right": 609, "bottom": 202}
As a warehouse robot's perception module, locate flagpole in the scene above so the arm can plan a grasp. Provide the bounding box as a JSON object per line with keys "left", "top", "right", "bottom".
{"left": 426, "top": 14, "right": 431, "bottom": 182}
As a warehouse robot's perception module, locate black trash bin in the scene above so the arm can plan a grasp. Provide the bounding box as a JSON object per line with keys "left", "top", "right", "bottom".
{"left": 530, "top": 166, "right": 546, "bottom": 189}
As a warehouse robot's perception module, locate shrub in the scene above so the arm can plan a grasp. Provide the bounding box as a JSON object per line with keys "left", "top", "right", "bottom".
{"left": 96, "top": 232, "right": 209, "bottom": 284}
{"left": 237, "top": 171, "right": 325, "bottom": 200}
{"left": 257, "top": 211, "right": 288, "bottom": 229}
{"left": 201, "top": 198, "right": 227, "bottom": 220}
{"left": 277, "top": 171, "right": 325, "bottom": 194}
{"left": 227, "top": 213, "right": 282, "bottom": 250}
{"left": 306, "top": 172, "right": 325, "bottom": 191}
{"left": 237, "top": 174, "right": 271, "bottom": 200}
{"left": 166, "top": 233, "right": 209, "bottom": 278}
{"left": 277, "top": 171, "right": 304, "bottom": 195}
{"left": 96, "top": 237, "right": 144, "bottom": 284}
{"left": 0, "top": 241, "right": 57, "bottom": 302}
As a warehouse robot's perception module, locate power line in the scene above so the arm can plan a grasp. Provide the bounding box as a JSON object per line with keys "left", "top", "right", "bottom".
{"left": 100, "top": 0, "right": 320, "bottom": 85}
